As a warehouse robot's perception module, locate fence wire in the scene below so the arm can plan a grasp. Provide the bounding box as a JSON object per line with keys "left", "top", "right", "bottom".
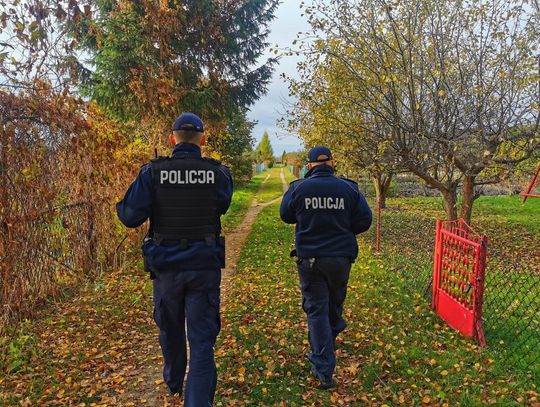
{"left": 0, "top": 89, "right": 146, "bottom": 335}
{"left": 361, "top": 199, "right": 540, "bottom": 380}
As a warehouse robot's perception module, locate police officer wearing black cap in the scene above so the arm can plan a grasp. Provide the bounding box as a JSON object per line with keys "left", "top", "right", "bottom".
{"left": 280, "top": 146, "right": 372, "bottom": 389}
{"left": 116, "top": 112, "right": 233, "bottom": 405}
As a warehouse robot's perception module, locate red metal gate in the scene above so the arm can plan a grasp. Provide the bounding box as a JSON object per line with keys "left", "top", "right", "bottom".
{"left": 432, "top": 219, "right": 488, "bottom": 346}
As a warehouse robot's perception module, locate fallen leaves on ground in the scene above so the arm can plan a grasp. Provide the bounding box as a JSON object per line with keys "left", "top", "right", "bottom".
{"left": 1, "top": 188, "right": 538, "bottom": 405}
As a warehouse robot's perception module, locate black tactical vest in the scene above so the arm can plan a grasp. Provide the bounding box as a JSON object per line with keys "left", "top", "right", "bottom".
{"left": 150, "top": 156, "right": 221, "bottom": 242}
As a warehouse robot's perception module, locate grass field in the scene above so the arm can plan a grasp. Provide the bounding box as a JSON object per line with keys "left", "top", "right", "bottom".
{"left": 1, "top": 168, "right": 539, "bottom": 405}
{"left": 361, "top": 195, "right": 540, "bottom": 379}
{"left": 215, "top": 194, "right": 539, "bottom": 405}
{"left": 222, "top": 170, "right": 267, "bottom": 232}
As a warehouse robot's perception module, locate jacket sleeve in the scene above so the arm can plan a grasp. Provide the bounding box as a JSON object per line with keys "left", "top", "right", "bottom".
{"left": 116, "top": 164, "right": 153, "bottom": 228}
{"left": 280, "top": 183, "right": 297, "bottom": 224}
{"left": 218, "top": 166, "right": 233, "bottom": 215}
{"left": 350, "top": 190, "right": 372, "bottom": 235}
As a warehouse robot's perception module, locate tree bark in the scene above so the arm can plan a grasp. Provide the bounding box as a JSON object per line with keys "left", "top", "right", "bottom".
{"left": 441, "top": 188, "right": 458, "bottom": 221}
{"left": 460, "top": 175, "right": 477, "bottom": 224}
{"left": 373, "top": 173, "right": 393, "bottom": 209}
{"left": 407, "top": 164, "right": 459, "bottom": 220}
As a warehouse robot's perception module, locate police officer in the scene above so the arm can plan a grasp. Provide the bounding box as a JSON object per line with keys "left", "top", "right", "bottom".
{"left": 116, "top": 112, "right": 233, "bottom": 406}
{"left": 280, "top": 146, "right": 372, "bottom": 389}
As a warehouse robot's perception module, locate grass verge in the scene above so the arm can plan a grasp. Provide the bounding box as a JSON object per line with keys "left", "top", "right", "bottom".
{"left": 215, "top": 202, "right": 538, "bottom": 405}
{"left": 255, "top": 167, "right": 290, "bottom": 203}
{"left": 222, "top": 170, "right": 268, "bottom": 232}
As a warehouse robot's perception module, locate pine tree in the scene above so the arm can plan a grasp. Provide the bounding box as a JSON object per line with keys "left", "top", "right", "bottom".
{"left": 255, "top": 131, "right": 274, "bottom": 163}
{"left": 71, "top": 0, "right": 279, "bottom": 123}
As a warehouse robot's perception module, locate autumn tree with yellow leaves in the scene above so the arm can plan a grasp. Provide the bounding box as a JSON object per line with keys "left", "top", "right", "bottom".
{"left": 287, "top": 0, "right": 540, "bottom": 222}
{"left": 0, "top": 0, "right": 279, "bottom": 328}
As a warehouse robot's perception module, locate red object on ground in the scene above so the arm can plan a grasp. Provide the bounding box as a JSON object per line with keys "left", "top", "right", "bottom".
{"left": 521, "top": 164, "right": 540, "bottom": 203}
{"left": 432, "top": 219, "right": 488, "bottom": 346}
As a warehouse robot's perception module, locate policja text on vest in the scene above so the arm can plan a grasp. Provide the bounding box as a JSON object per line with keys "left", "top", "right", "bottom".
{"left": 160, "top": 170, "right": 215, "bottom": 185}
{"left": 304, "top": 197, "right": 345, "bottom": 210}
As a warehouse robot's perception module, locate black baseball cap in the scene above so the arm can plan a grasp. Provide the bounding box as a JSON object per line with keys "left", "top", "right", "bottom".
{"left": 172, "top": 112, "right": 204, "bottom": 132}
{"left": 307, "top": 146, "right": 333, "bottom": 163}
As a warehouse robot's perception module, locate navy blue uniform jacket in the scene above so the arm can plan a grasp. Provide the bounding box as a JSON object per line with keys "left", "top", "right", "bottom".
{"left": 116, "top": 143, "right": 233, "bottom": 271}
{"left": 280, "top": 165, "right": 372, "bottom": 259}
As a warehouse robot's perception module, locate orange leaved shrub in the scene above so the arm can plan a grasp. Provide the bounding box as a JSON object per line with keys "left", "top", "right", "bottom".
{"left": 0, "top": 84, "right": 149, "bottom": 333}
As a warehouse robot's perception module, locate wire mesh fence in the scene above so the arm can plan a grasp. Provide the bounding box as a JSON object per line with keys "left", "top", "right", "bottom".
{"left": 0, "top": 89, "right": 147, "bottom": 335}
{"left": 0, "top": 198, "right": 141, "bottom": 335}
{"left": 1, "top": 203, "right": 96, "bottom": 325}
{"left": 361, "top": 197, "right": 540, "bottom": 380}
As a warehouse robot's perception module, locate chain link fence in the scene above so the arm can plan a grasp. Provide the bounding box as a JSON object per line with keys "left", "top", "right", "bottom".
{"left": 0, "top": 89, "right": 146, "bottom": 335}
{"left": 1, "top": 203, "right": 95, "bottom": 329}
{"left": 360, "top": 198, "right": 540, "bottom": 380}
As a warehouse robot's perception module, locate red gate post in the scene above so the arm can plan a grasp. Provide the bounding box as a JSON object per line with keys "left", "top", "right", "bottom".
{"left": 521, "top": 164, "right": 540, "bottom": 203}
{"left": 432, "top": 220, "right": 442, "bottom": 308}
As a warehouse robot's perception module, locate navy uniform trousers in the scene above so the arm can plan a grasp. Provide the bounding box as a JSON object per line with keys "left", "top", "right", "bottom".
{"left": 152, "top": 268, "right": 221, "bottom": 406}
{"left": 297, "top": 257, "right": 351, "bottom": 382}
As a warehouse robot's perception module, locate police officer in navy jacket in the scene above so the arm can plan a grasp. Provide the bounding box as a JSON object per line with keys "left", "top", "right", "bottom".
{"left": 280, "top": 146, "right": 372, "bottom": 389}
{"left": 116, "top": 112, "right": 233, "bottom": 405}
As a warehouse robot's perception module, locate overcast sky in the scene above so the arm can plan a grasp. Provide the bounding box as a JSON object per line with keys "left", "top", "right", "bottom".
{"left": 247, "top": 0, "right": 312, "bottom": 154}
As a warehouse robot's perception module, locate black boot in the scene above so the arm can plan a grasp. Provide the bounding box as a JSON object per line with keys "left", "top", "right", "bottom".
{"left": 311, "top": 365, "right": 336, "bottom": 390}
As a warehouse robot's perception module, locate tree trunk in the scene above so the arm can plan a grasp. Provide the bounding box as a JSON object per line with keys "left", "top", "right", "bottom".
{"left": 373, "top": 173, "right": 393, "bottom": 209}
{"left": 441, "top": 188, "right": 458, "bottom": 221}
{"left": 460, "top": 175, "right": 477, "bottom": 224}
{"left": 407, "top": 165, "right": 458, "bottom": 220}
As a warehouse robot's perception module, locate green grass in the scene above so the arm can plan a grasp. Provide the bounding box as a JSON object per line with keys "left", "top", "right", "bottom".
{"left": 363, "top": 195, "right": 540, "bottom": 379}
{"left": 216, "top": 203, "right": 313, "bottom": 404}
{"left": 222, "top": 166, "right": 294, "bottom": 231}
{"left": 254, "top": 167, "right": 291, "bottom": 203}
{"left": 222, "top": 170, "right": 269, "bottom": 231}
{"left": 215, "top": 200, "right": 538, "bottom": 405}
{"left": 282, "top": 164, "right": 297, "bottom": 183}
{"left": 474, "top": 195, "right": 540, "bottom": 237}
